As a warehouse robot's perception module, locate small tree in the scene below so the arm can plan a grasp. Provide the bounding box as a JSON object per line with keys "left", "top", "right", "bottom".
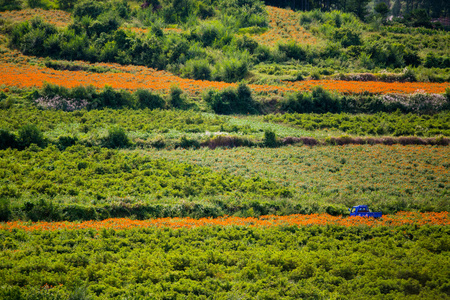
{"left": 263, "top": 129, "right": 278, "bottom": 148}
{"left": 135, "top": 89, "right": 165, "bottom": 110}
{"left": 374, "top": 2, "right": 389, "bottom": 20}
{"left": 18, "top": 124, "right": 46, "bottom": 149}
{"left": 103, "top": 126, "right": 130, "bottom": 149}
{"left": 0, "top": 129, "right": 18, "bottom": 149}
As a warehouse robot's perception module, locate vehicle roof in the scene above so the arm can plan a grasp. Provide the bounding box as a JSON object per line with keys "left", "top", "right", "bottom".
{"left": 352, "top": 205, "right": 368, "bottom": 208}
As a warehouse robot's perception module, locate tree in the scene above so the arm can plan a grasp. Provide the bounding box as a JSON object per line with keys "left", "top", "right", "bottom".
{"left": 375, "top": 2, "right": 390, "bottom": 19}
{"left": 391, "top": 0, "right": 401, "bottom": 17}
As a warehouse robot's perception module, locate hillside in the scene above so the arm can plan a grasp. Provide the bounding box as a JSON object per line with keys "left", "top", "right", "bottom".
{"left": 0, "top": 1, "right": 450, "bottom": 299}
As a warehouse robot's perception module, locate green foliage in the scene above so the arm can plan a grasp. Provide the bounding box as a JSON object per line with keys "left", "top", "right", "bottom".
{"left": 134, "top": 89, "right": 166, "bottom": 110}
{"left": 57, "top": 135, "right": 78, "bottom": 150}
{"left": 18, "top": 124, "right": 46, "bottom": 149}
{"left": 0, "top": 198, "right": 11, "bottom": 221}
{"left": 72, "top": 1, "right": 104, "bottom": 19}
{"left": 102, "top": 126, "right": 130, "bottom": 149}
{"left": 0, "top": 145, "right": 293, "bottom": 220}
{"left": 5, "top": 0, "right": 270, "bottom": 83}
{"left": 181, "top": 59, "right": 212, "bottom": 80}
{"left": 0, "top": 0, "right": 21, "bottom": 11}
{"left": 0, "top": 128, "right": 18, "bottom": 149}
{"left": 374, "top": 2, "right": 389, "bottom": 19}
{"left": 37, "top": 83, "right": 163, "bottom": 110}
{"left": 264, "top": 111, "right": 450, "bottom": 137}
{"left": 203, "top": 84, "right": 258, "bottom": 115}
{"left": 311, "top": 86, "right": 341, "bottom": 113}
{"left": 277, "top": 41, "right": 307, "bottom": 61}
{"left": 0, "top": 226, "right": 448, "bottom": 299}
{"left": 213, "top": 57, "right": 250, "bottom": 83}
{"left": 168, "top": 85, "right": 189, "bottom": 109}
{"left": 332, "top": 27, "right": 361, "bottom": 47}
{"left": 263, "top": 129, "right": 277, "bottom": 147}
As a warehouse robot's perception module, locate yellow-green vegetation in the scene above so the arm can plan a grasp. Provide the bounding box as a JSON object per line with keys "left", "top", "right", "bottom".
{"left": 0, "top": 225, "right": 449, "bottom": 299}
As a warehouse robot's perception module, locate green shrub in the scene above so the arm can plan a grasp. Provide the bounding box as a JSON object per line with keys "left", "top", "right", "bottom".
{"left": 18, "top": 124, "right": 46, "bottom": 149}
{"left": 312, "top": 86, "right": 341, "bottom": 113}
{"left": 103, "top": 126, "right": 130, "bottom": 149}
{"left": 203, "top": 84, "right": 258, "bottom": 115}
{"left": 178, "top": 136, "right": 200, "bottom": 149}
{"left": 213, "top": 58, "right": 249, "bottom": 83}
{"left": 0, "top": 198, "right": 11, "bottom": 222}
{"left": 168, "top": 86, "right": 189, "bottom": 109}
{"left": 181, "top": 59, "right": 212, "bottom": 80}
{"left": 98, "top": 86, "right": 132, "bottom": 109}
{"left": 57, "top": 135, "right": 78, "bottom": 150}
{"left": 280, "top": 92, "right": 314, "bottom": 113}
{"left": 278, "top": 41, "right": 307, "bottom": 61}
{"left": 57, "top": 0, "right": 76, "bottom": 10}
{"left": 134, "top": 89, "right": 166, "bottom": 110}
{"left": 73, "top": 1, "right": 104, "bottom": 19}
{"left": 0, "top": 128, "right": 18, "bottom": 149}
{"left": 333, "top": 27, "right": 361, "bottom": 47}
{"left": 0, "top": 0, "right": 21, "bottom": 11}
{"left": 263, "top": 129, "right": 278, "bottom": 148}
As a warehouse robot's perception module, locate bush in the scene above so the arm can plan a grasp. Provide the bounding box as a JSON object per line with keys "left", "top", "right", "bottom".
{"left": 0, "top": 0, "right": 21, "bottom": 11}
{"left": 98, "top": 86, "right": 132, "bottom": 109}
{"left": 0, "top": 198, "right": 11, "bottom": 222}
{"left": 168, "top": 86, "right": 189, "bottom": 109}
{"left": 181, "top": 59, "right": 212, "bottom": 80}
{"left": 0, "top": 128, "right": 18, "bottom": 149}
{"left": 205, "top": 135, "right": 255, "bottom": 149}
{"left": 18, "top": 124, "right": 46, "bottom": 149}
{"left": 263, "top": 129, "right": 278, "bottom": 148}
{"left": 103, "top": 126, "right": 130, "bottom": 149}
{"left": 73, "top": 1, "right": 104, "bottom": 19}
{"left": 213, "top": 58, "right": 249, "bottom": 83}
{"left": 312, "top": 86, "right": 341, "bottom": 113}
{"left": 203, "top": 84, "right": 258, "bottom": 115}
{"left": 57, "top": 135, "right": 78, "bottom": 150}
{"left": 280, "top": 92, "right": 314, "bottom": 113}
{"left": 278, "top": 41, "right": 307, "bottom": 61}
{"left": 135, "top": 89, "right": 166, "bottom": 110}
{"left": 333, "top": 27, "right": 361, "bottom": 47}
{"left": 178, "top": 136, "right": 200, "bottom": 149}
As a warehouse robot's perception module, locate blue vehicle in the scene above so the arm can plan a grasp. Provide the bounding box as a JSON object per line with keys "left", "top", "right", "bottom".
{"left": 348, "top": 205, "right": 382, "bottom": 218}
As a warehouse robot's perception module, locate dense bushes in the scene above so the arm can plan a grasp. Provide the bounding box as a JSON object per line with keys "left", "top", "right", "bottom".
{"left": 35, "top": 83, "right": 167, "bottom": 110}
{"left": 0, "top": 145, "right": 292, "bottom": 218}
{"left": 102, "top": 126, "right": 130, "bottom": 148}
{"left": 6, "top": 0, "right": 268, "bottom": 82}
{"left": 203, "top": 83, "right": 259, "bottom": 115}
{"left": 264, "top": 111, "right": 450, "bottom": 136}
{"left": 0, "top": 225, "right": 448, "bottom": 299}
{"left": 279, "top": 88, "right": 449, "bottom": 115}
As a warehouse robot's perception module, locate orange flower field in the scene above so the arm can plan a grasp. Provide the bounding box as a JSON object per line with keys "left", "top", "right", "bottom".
{"left": 251, "top": 6, "right": 318, "bottom": 47}
{"left": 1, "top": 212, "right": 448, "bottom": 231}
{"left": 1, "top": 58, "right": 448, "bottom": 95}
{"left": 0, "top": 8, "right": 71, "bottom": 27}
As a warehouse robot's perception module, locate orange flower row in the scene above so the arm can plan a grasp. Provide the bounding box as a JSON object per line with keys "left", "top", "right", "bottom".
{"left": 1, "top": 60, "right": 448, "bottom": 95}
{"left": 1, "top": 212, "right": 448, "bottom": 232}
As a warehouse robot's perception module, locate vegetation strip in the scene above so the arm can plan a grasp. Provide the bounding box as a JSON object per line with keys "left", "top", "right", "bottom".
{"left": 1, "top": 61, "right": 448, "bottom": 95}
{"left": 2, "top": 212, "right": 448, "bottom": 231}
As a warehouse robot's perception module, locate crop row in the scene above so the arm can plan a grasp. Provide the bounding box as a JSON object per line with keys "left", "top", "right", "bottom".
{"left": 147, "top": 145, "right": 450, "bottom": 213}
{"left": 0, "top": 225, "right": 448, "bottom": 299}
{"left": 264, "top": 111, "right": 450, "bottom": 136}
{"left": 0, "top": 144, "right": 448, "bottom": 222}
